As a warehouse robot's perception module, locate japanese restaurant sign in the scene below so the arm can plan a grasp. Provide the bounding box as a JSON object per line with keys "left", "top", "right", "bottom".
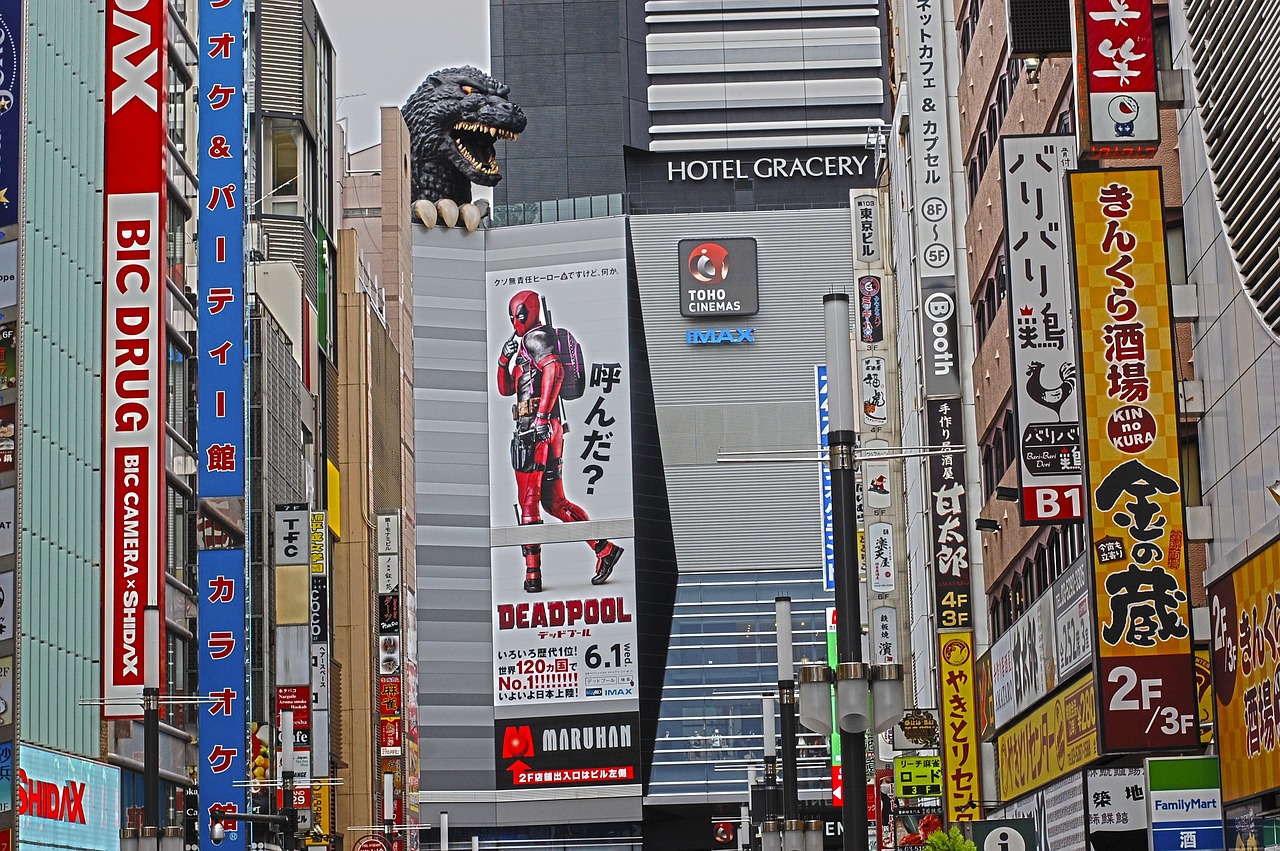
{"left": 1077, "top": 0, "right": 1159, "bottom": 156}
{"left": 1001, "top": 135, "right": 1084, "bottom": 523}
{"left": 1068, "top": 168, "right": 1197, "bottom": 753}
{"left": 939, "top": 631, "right": 981, "bottom": 821}
{"left": 926, "top": 399, "right": 972, "bottom": 630}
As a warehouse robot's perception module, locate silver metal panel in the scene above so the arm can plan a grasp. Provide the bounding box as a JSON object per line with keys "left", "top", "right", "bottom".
{"left": 630, "top": 209, "right": 854, "bottom": 577}
{"left": 259, "top": 0, "right": 304, "bottom": 114}
{"left": 646, "top": 28, "right": 883, "bottom": 75}
{"left": 412, "top": 226, "right": 497, "bottom": 794}
{"left": 647, "top": 78, "right": 884, "bottom": 111}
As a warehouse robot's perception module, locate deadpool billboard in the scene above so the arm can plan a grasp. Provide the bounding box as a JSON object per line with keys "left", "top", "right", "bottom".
{"left": 494, "top": 712, "right": 640, "bottom": 790}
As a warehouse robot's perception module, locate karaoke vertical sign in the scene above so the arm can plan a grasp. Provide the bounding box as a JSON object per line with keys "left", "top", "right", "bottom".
{"left": 197, "top": 0, "right": 248, "bottom": 849}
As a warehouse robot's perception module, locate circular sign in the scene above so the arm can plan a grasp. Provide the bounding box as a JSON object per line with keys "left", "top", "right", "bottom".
{"left": 983, "top": 827, "right": 1027, "bottom": 851}
{"left": 1106, "top": 405, "right": 1157, "bottom": 454}
{"left": 922, "top": 196, "right": 949, "bottom": 223}
{"left": 353, "top": 837, "right": 388, "bottom": 851}
{"left": 859, "top": 275, "right": 881, "bottom": 296}
{"left": 923, "top": 291, "right": 955, "bottom": 323}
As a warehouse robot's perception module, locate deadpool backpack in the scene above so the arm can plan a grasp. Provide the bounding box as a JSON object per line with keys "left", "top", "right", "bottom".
{"left": 541, "top": 296, "right": 586, "bottom": 400}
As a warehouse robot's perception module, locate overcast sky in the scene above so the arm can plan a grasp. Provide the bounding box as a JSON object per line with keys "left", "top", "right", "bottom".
{"left": 315, "top": 0, "right": 490, "bottom": 152}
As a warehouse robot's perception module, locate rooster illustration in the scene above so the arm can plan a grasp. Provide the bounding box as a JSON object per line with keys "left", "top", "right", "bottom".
{"left": 1026, "top": 361, "right": 1076, "bottom": 420}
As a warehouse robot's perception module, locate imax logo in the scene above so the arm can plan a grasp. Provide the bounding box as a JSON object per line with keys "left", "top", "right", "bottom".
{"left": 685, "top": 328, "right": 756, "bottom": 345}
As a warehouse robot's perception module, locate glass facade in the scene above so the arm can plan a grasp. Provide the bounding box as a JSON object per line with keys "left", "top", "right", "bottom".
{"left": 649, "top": 567, "right": 833, "bottom": 800}
{"left": 18, "top": 0, "right": 107, "bottom": 757}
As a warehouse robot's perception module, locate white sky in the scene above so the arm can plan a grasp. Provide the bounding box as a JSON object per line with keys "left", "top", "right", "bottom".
{"left": 315, "top": 0, "right": 490, "bottom": 152}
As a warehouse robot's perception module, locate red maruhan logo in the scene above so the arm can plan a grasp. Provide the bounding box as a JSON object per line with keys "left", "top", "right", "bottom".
{"left": 502, "top": 726, "right": 535, "bottom": 759}
{"left": 687, "top": 242, "right": 730, "bottom": 284}
{"left": 16, "top": 770, "right": 87, "bottom": 824}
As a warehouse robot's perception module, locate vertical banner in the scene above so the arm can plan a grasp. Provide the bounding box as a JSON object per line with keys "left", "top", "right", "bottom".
{"left": 902, "top": 0, "right": 956, "bottom": 279}
{"left": 198, "top": 0, "right": 247, "bottom": 847}
{"left": 1077, "top": 0, "right": 1159, "bottom": 156}
{"left": 1208, "top": 537, "right": 1280, "bottom": 803}
{"left": 925, "top": 399, "right": 973, "bottom": 630}
{"left": 1085, "top": 767, "right": 1148, "bottom": 849}
{"left": 1001, "top": 135, "right": 1084, "bottom": 523}
{"left": 1068, "top": 168, "right": 1197, "bottom": 753}
{"left": 197, "top": 550, "right": 247, "bottom": 851}
{"left": 938, "top": 632, "right": 980, "bottom": 821}
{"left": 103, "top": 0, "right": 168, "bottom": 719}
{"left": 816, "top": 366, "right": 835, "bottom": 592}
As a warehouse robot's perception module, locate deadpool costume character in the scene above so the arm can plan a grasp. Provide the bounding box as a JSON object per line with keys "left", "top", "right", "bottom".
{"left": 497, "top": 290, "right": 624, "bottom": 593}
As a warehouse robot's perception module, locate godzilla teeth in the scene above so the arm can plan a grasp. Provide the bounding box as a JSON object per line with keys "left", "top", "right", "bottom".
{"left": 454, "top": 138, "right": 501, "bottom": 175}
{"left": 452, "top": 121, "right": 519, "bottom": 141}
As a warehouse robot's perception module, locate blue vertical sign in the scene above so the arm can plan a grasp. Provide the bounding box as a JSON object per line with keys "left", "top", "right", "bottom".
{"left": 197, "top": 1, "right": 247, "bottom": 850}
{"left": 817, "top": 366, "right": 835, "bottom": 591}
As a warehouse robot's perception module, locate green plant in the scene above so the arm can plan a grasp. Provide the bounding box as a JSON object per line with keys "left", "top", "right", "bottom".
{"left": 923, "top": 826, "right": 977, "bottom": 851}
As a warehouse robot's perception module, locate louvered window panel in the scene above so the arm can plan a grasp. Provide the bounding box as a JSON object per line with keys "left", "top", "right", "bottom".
{"left": 1185, "top": 0, "right": 1280, "bottom": 333}
{"left": 644, "top": 0, "right": 887, "bottom": 152}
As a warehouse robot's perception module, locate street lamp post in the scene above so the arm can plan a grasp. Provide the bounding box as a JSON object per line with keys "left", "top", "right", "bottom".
{"left": 824, "top": 292, "right": 869, "bottom": 851}
{"left": 144, "top": 604, "right": 162, "bottom": 851}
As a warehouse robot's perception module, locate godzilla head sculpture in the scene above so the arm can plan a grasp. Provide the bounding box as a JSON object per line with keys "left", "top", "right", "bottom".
{"left": 402, "top": 66, "right": 527, "bottom": 207}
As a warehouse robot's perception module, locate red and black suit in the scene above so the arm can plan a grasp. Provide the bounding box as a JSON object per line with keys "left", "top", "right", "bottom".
{"left": 496, "top": 290, "right": 623, "bottom": 593}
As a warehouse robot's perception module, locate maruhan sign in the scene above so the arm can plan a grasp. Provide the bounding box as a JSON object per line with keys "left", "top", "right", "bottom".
{"left": 667, "top": 154, "right": 870, "bottom": 182}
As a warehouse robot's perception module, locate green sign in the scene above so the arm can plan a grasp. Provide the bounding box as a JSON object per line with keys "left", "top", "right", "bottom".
{"left": 894, "top": 755, "right": 942, "bottom": 798}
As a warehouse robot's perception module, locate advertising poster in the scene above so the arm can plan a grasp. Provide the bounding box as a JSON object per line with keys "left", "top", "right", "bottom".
{"left": 1069, "top": 168, "right": 1197, "bottom": 753}
{"left": 998, "top": 774, "right": 1087, "bottom": 851}
{"left": 487, "top": 252, "right": 638, "bottom": 724}
{"left": 494, "top": 712, "right": 639, "bottom": 790}
{"left": 1085, "top": 767, "right": 1147, "bottom": 850}
{"left": 991, "top": 594, "right": 1051, "bottom": 729}
{"left": 997, "top": 672, "right": 1098, "bottom": 801}
{"left": 938, "top": 632, "right": 980, "bottom": 820}
{"left": 893, "top": 805, "right": 944, "bottom": 849}
{"left": 1208, "top": 536, "right": 1280, "bottom": 802}
{"left": 492, "top": 539, "right": 637, "bottom": 706}
{"left": 1001, "top": 135, "right": 1084, "bottom": 523}
{"left": 0, "top": 324, "right": 15, "bottom": 392}
{"left": 1078, "top": 0, "right": 1159, "bottom": 154}
{"left": 17, "top": 745, "right": 121, "bottom": 851}
{"left": 487, "top": 257, "right": 634, "bottom": 526}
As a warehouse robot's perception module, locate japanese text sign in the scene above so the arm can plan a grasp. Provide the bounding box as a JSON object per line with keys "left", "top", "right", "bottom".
{"left": 197, "top": 548, "right": 247, "bottom": 851}
{"left": 893, "top": 756, "right": 943, "bottom": 799}
{"left": 926, "top": 399, "right": 972, "bottom": 629}
{"left": 1145, "top": 756, "right": 1225, "bottom": 851}
{"left": 1069, "top": 168, "right": 1197, "bottom": 753}
{"left": 939, "top": 632, "right": 981, "bottom": 821}
{"left": 903, "top": 0, "right": 956, "bottom": 277}
{"left": 1001, "top": 135, "right": 1084, "bottom": 523}
{"left": 1209, "top": 537, "right": 1280, "bottom": 803}
{"left": 1078, "top": 0, "right": 1160, "bottom": 156}
{"left": 997, "top": 672, "right": 1098, "bottom": 800}
{"left": 197, "top": 0, "right": 246, "bottom": 499}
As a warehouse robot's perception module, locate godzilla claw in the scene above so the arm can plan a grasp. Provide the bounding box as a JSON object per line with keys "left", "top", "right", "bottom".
{"left": 459, "top": 203, "right": 481, "bottom": 232}
{"left": 413, "top": 200, "right": 438, "bottom": 229}
{"left": 436, "top": 198, "right": 459, "bottom": 228}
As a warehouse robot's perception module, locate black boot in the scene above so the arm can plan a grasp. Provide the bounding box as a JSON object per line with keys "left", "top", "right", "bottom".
{"left": 592, "top": 542, "right": 623, "bottom": 586}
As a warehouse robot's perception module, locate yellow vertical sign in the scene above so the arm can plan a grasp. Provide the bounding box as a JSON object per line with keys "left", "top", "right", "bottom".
{"left": 938, "top": 631, "right": 980, "bottom": 820}
{"left": 305, "top": 782, "right": 331, "bottom": 846}
{"left": 1069, "top": 168, "right": 1197, "bottom": 753}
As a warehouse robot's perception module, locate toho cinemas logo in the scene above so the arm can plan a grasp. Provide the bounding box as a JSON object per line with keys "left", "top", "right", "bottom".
{"left": 17, "top": 770, "right": 87, "bottom": 824}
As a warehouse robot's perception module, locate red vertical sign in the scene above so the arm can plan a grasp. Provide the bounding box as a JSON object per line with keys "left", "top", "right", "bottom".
{"left": 102, "top": 0, "right": 167, "bottom": 719}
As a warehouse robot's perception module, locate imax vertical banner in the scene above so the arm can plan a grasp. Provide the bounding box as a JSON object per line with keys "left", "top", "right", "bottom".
{"left": 1068, "top": 168, "right": 1197, "bottom": 752}
{"left": 103, "top": 0, "right": 168, "bottom": 719}
{"left": 1001, "top": 135, "right": 1084, "bottom": 523}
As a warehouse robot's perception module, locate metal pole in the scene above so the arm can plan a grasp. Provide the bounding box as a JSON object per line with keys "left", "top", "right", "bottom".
{"left": 775, "top": 597, "right": 799, "bottom": 822}
{"left": 143, "top": 605, "right": 161, "bottom": 851}
{"left": 282, "top": 709, "right": 296, "bottom": 851}
{"left": 762, "top": 695, "right": 780, "bottom": 822}
{"left": 824, "top": 293, "right": 868, "bottom": 851}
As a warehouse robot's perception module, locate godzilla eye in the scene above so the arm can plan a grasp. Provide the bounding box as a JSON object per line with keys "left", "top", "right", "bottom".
{"left": 462, "top": 86, "right": 474, "bottom": 95}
